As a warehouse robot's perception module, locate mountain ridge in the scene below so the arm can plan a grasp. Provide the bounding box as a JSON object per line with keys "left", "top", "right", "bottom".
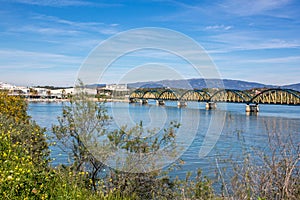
{"left": 127, "top": 78, "right": 300, "bottom": 91}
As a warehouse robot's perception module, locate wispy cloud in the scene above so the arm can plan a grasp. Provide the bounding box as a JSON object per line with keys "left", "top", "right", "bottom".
{"left": 208, "top": 32, "right": 300, "bottom": 52}
{"left": 4, "top": 13, "right": 120, "bottom": 38}
{"left": 245, "top": 56, "right": 300, "bottom": 64}
{"left": 9, "top": 25, "right": 82, "bottom": 36}
{"left": 0, "top": 49, "right": 82, "bottom": 69}
{"left": 5, "top": 0, "right": 121, "bottom": 7}
{"left": 205, "top": 25, "right": 232, "bottom": 31}
{"left": 219, "top": 0, "right": 292, "bottom": 16}
{"left": 32, "top": 14, "right": 120, "bottom": 35}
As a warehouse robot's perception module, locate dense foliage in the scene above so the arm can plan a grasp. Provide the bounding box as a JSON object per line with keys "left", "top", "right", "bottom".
{"left": 0, "top": 91, "right": 133, "bottom": 199}
{"left": 52, "top": 85, "right": 216, "bottom": 199}
{"left": 1, "top": 89, "right": 298, "bottom": 199}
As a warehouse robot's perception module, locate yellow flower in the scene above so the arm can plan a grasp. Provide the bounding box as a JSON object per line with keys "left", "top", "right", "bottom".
{"left": 7, "top": 175, "right": 13, "bottom": 180}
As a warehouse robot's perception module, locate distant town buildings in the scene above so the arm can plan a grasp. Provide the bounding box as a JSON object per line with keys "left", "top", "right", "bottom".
{"left": 97, "top": 84, "right": 129, "bottom": 97}
{"left": 0, "top": 81, "right": 126, "bottom": 99}
{"left": 0, "top": 82, "right": 29, "bottom": 95}
{"left": 0, "top": 82, "right": 15, "bottom": 90}
{"left": 105, "top": 84, "right": 128, "bottom": 91}
{"left": 0, "top": 82, "right": 73, "bottom": 99}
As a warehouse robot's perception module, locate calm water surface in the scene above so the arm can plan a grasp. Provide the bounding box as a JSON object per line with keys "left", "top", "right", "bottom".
{"left": 28, "top": 102, "right": 300, "bottom": 181}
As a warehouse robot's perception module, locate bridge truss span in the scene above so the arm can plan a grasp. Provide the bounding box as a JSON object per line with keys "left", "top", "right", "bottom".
{"left": 129, "top": 88, "right": 300, "bottom": 107}
{"left": 130, "top": 89, "right": 144, "bottom": 99}
{"left": 142, "top": 90, "right": 160, "bottom": 99}
{"left": 179, "top": 89, "right": 210, "bottom": 102}
{"left": 209, "top": 89, "right": 251, "bottom": 103}
{"left": 249, "top": 88, "right": 300, "bottom": 105}
{"left": 158, "top": 89, "right": 179, "bottom": 101}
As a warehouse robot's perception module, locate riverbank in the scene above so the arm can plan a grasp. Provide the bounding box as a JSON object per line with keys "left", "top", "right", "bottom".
{"left": 26, "top": 98, "right": 130, "bottom": 103}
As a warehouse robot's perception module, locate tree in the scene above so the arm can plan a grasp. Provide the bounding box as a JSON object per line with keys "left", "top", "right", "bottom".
{"left": 52, "top": 82, "right": 185, "bottom": 198}
{"left": 0, "top": 91, "right": 29, "bottom": 122}
{"left": 61, "top": 89, "right": 66, "bottom": 99}
{"left": 0, "top": 90, "right": 49, "bottom": 164}
{"left": 46, "top": 90, "right": 51, "bottom": 99}
{"left": 29, "top": 88, "right": 38, "bottom": 96}
{"left": 0, "top": 91, "right": 50, "bottom": 199}
{"left": 52, "top": 83, "right": 110, "bottom": 190}
{"left": 0, "top": 88, "right": 135, "bottom": 199}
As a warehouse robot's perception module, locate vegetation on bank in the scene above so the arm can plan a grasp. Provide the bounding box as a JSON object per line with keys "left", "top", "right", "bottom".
{"left": 0, "top": 89, "right": 299, "bottom": 199}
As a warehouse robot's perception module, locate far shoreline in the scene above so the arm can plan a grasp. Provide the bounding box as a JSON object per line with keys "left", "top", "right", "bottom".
{"left": 26, "top": 98, "right": 130, "bottom": 103}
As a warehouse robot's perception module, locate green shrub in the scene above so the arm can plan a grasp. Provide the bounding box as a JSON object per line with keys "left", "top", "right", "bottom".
{"left": 52, "top": 83, "right": 216, "bottom": 200}
{"left": 0, "top": 91, "right": 135, "bottom": 199}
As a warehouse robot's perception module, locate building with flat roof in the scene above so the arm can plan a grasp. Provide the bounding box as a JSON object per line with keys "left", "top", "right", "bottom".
{"left": 105, "top": 84, "right": 128, "bottom": 92}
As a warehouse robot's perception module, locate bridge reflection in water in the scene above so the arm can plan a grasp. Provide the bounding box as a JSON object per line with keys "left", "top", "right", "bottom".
{"left": 129, "top": 88, "right": 300, "bottom": 113}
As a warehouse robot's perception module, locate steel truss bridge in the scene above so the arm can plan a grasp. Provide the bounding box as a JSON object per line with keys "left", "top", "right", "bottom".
{"left": 129, "top": 88, "right": 300, "bottom": 112}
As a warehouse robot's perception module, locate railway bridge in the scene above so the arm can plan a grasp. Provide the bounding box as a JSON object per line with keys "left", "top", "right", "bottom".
{"left": 129, "top": 88, "right": 300, "bottom": 112}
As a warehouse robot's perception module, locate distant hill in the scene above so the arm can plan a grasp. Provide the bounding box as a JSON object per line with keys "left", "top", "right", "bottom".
{"left": 282, "top": 83, "right": 300, "bottom": 91}
{"left": 128, "top": 78, "right": 276, "bottom": 90}
{"left": 86, "top": 84, "right": 106, "bottom": 89}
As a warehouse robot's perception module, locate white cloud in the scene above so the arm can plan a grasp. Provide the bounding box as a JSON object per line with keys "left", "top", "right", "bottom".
{"left": 208, "top": 32, "right": 300, "bottom": 52}
{"left": 9, "top": 25, "right": 82, "bottom": 36}
{"left": 5, "top": 0, "right": 121, "bottom": 7}
{"left": 31, "top": 14, "right": 120, "bottom": 35}
{"left": 244, "top": 56, "right": 300, "bottom": 64}
{"left": 0, "top": 70, "right": 77, "bottom": 86}
{"left": 4, "top": 14, "right": 120, "bottom": 39}
{"left": 205, "top": 25, "right": 232, "bottom": 31}
{"left": 0, "top": 49, "right": 82, "bottom": 69}
{"left": 220, "top": 0, "right": 292, "bottom": 16}
{"left": 110, "top": 24, "right": 119, "bottom": 27}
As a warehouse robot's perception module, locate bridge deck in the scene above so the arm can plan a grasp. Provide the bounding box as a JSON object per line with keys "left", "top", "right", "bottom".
{"left": 129, "top": 88, "right": 300, "bottom": 105}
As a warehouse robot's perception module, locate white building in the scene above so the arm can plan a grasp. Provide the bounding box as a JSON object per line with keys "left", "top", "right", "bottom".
{"left": 32, "top": 87, "right": 49, "bottom": 96}
{"left": 0, "top": 82, "right": 30, "bottom": 95}
{"left": 105, "top": 84, "right": 128, "bottom": 92}
{"left": 51, "top": 87, "right": 97, "bottom": 97}
{"left": 11, "top": 86, "right": 30, "bottom": 95}
{"left": 50, "top": 88, "right": 75, "bottom": 98}
{"left": 84, "top": 88, "right": 97, "bottom": 95}
{"left": 0, "top": 82, "right": 16, "bottom": 90}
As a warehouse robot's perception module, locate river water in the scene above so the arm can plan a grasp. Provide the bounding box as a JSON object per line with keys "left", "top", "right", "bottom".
{"left": 28, "top": 101, "right": 300, "bottom": 182}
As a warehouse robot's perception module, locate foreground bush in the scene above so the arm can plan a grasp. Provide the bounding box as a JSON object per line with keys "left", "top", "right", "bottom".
{"left": 229, "top": 130, "right": 300, "bottom": 200}
{"left": 0, "top": 92, "right": 134, "bottom": 199}
{"left": 52, "top": 85, "right": 216, "bottom": 199}
{"left": 3, "top": 89, "right": 298, "bottom": 199}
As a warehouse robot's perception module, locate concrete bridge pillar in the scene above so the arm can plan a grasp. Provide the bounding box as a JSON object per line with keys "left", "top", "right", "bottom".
{"left": 177, "top": 101, "right": 187, "bottom": 107}
{"left": 206, "top": 102, "right": 217, "bottom": 110}
{"left": 245, "top": 104, "right": 259, "bottom": 112}
{"left": 129, "top": 98, "right": 137, "bottom": 103}
{"left": 139, "top": 99, "right": 148, "bottom": 105}
{"left": 156, "top": 100, "right": 165, "bottom": 106}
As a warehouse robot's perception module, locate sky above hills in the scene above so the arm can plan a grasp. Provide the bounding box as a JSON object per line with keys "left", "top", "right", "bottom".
{"left": 0, "top": 0, "right": 299, "bottom": 86}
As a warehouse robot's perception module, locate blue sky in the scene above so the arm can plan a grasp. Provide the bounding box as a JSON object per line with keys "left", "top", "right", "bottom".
{"left": 0, "top": 0, "right": 299, "bottom": 86}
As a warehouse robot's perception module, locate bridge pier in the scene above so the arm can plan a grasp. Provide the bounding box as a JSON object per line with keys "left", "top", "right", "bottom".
{"left": 177, "top": 101, "right": 187, "bottom": 107}
{"left": 139, "top": 99, "right": 148, "bottom": 105}
{"left": 206, "top": 102, "right": 217, "bottom": 110}
{"left": 129, "top": 98, "right": 137, "bottom": 103}
{"left": 156, "top": 100, "right": 165, "bottom": 106}
{"left": 245, "top": 104, "right": 259, "bottom": 112}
